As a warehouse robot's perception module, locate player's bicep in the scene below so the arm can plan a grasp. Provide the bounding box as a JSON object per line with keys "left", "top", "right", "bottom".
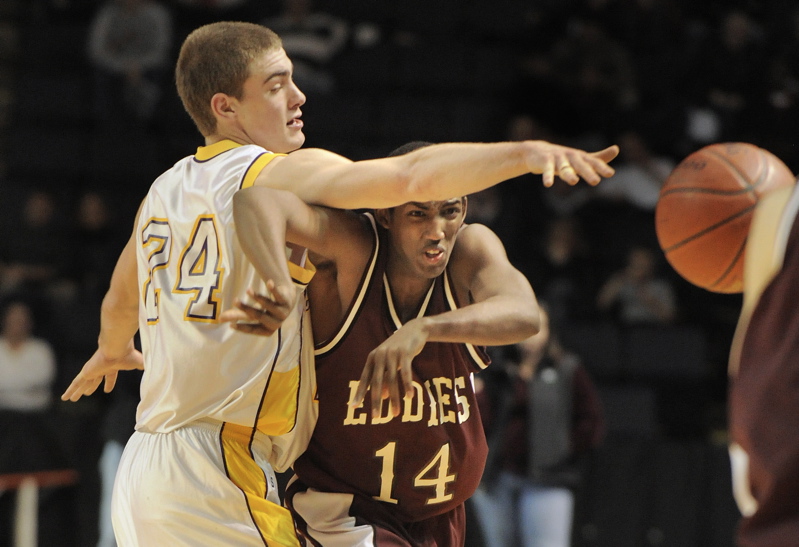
{"left": 253, "top": 149, "right": 355, "bottom": 205}
{"left": 254, "top": 148, "right": 407, "bottom": 209}
{"left": 452, "top": 225, "right": 536, "bottom": 305}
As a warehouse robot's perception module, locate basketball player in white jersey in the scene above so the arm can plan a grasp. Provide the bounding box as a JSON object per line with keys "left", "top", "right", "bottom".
{"left": 61, "top": 21, "right": 618, "bottom": 547}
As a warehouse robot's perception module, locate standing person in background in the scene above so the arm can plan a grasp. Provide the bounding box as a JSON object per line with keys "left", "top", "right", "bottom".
{"left": 595, "top": 245, "right": 677, "bottom": 325}
{"left": 221, "top": 140, "right": 540, "bottom": 546}
{"left": 62, "top": 21, "right": 618, "bottom": 546}
{"left": 87, "top": 0, "right": 173, "bottom": 124}
{"left": 262, "top": 0, "right": 350, "bottom": 95}
{"left": 0, "top": 299, "right": 64, "bottom": 547}
{"left": 470, "top": 304, "right": 605, "bottom": 547}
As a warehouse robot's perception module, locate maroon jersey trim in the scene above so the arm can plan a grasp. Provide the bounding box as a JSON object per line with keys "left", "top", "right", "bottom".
{"left": 315, "top": 213, "right": 380, "bottom": 356}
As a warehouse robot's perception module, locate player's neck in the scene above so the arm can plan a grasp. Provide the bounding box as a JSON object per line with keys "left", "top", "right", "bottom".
{"left": 385, "top": 271, "right": 434, "bottom": 324}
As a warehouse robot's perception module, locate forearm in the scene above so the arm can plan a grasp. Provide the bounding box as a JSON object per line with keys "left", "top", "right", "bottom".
{"left": 397, "top": 142, "right": 534, "bottom": 201}
{"left": 97, "top": 290, "right": 139, "bottom": 360}
{"left": 330, "top": 142, "right": 535, "bottom": 210}
{"left": 233, "top": 191, "right": 296, "bottom": 290}
{"left": 413, "top": 296, "right": 539, "bottom": 347}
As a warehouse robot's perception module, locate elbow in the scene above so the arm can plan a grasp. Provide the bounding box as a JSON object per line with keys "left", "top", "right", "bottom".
{"left": 521, "top": 306, "right": 541, "bottom": 339}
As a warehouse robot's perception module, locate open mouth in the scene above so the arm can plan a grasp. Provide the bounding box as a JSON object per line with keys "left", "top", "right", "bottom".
{"left": 287, "top": 115, "right": 303, "bottom": 129}
{"left": 424, "top": 248, "right": 445, "bottom": 262}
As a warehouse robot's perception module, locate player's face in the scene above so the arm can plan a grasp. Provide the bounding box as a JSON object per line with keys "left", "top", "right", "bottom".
{"left": 381, "top": 199, "right": 466, "bottom": 279}
{"left": 235, "top": 48, "right": 306, "bottom": 153}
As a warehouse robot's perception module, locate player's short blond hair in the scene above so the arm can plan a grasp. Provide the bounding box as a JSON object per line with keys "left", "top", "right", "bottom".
{"left": 176, "top": 22, "right": 282, "bottom": 136}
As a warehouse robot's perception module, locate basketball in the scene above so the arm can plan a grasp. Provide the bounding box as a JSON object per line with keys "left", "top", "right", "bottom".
{"left": 655, "top": 142, "right": 796, "bottom": 293}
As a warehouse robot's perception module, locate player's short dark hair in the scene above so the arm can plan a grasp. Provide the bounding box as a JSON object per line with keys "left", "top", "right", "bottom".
{"left": 176, "top": 22, "right": 282, "bottom": 136}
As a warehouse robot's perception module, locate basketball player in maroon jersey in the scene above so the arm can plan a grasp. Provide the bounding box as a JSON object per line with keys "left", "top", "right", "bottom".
{"left": 727, "top": 179, "right": 799, "bottom": 547}
{"left": 222, "top": 142, "right": 540, "bottom": 546}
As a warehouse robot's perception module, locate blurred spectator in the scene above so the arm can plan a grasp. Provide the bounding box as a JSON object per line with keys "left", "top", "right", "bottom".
{"left": 593, "top": 130, "right": 675, "bottom": 212}
{"left": 689, "top": 9, "right": 767, "bottom": 143}
{"left": 262, "top": 0, "right": 350, "bottom": 95}
{"left": 0, "top": 299, "right": 65, "bottom": 546}
{"left": 68, "top": 192, "right": 125, "bottom": 303}
{"left": 0, "top": 300, "right": 55, "bottom": 414}
{"left": 86, "top": 0, "right": 173, "bottom": 125}
{"left": 596, "top": 245, "right": 677, "bottom": 325}
{"left": 471, "top": 304, "right": 605, "bottom": 547}
{"left": 527, "top": 216, "right": 598, "bottom": 330}
{"left": 0, "top": 190, "right": 72, "bottom": 306}
{"left": 750, "top": 4, "right": 799, "bottom": 168}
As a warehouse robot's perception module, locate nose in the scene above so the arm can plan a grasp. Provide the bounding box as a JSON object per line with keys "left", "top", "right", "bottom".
{"left": 424, "top": 217, "right": 447, "bottom": 241}
{"left": 289, "top": 80, "right": 306, "bottom": 109}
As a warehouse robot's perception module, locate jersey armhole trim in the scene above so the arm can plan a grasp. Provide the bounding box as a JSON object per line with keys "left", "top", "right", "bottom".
{"left": 314, "top": 213, "right": 379, "bottom": 356}
{"left": 241, "top": 152, "right": 286, "bottom": 189}
{"left": 443, "top": 270, "right": 490, "bottom": 371}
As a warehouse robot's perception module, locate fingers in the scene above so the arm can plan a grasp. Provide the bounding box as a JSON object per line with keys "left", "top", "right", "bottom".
{"left": 219, "top": 306, "right": 250, "bottom": 323}
{"left": 386, "top": 355, "right": 402, "bottom": 418}
{"left": 103, "top": 371, "right": 119, "bottom": 393}
{"left": 557, "top": 162, "right": 580, "bottom": 185}
{"left": 569, "top": 154, "right": 599, "bottom": 185}
{"left": 536, "top": 143, "right": 618, "bottom": 187}
{"left": 399, "top": 356, "right": 414, "bottom": 399}
{"left": 221, "top": 297, "right": 283, "bottom": 335}
{"left": 248, "top": 287, "right": 291, "bottom": 315}
{"left": 369, "top": 354, "right": 386, "bottom": 418}
{"left": 352, "top": 356, "right": 372, "bottom": 408}
{"left": 542, "top": 155, "right": 556, "bottom": 188}
{"left": 593, "top": 144, "right": 620, "bottom": 164}
{"left": 61, "top": 375, "right": 102, "bottom": 402}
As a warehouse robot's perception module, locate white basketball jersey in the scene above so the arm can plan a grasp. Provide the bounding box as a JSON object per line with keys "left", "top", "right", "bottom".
{"left": 134, "top": 140, "right": 317, "bottom": 471}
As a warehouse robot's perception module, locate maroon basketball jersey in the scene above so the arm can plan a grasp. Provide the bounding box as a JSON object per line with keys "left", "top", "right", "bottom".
{"left": 293, "top": 214, "right": 490, "bottom": 523}
{"left": 730, "top": 183, "right": 799, "bottom": 546}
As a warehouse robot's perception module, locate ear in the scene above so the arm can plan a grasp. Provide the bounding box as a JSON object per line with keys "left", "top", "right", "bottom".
{"left": 374, "top": 208, "right": 391, "bottom": 229}
{"left": 210, "top": 93, "right": 238, "bottom": 124}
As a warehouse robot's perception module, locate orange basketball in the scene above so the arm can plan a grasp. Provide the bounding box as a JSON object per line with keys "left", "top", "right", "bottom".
{"left": 655, "top": 142, "right": 795, "bottom": 293}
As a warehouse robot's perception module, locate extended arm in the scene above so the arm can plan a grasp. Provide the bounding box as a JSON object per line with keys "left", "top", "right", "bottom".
{"left": 355, "top": 223, "right": 540, "bottom": 416}
{"left": 61, "top": 227, "right": 143, "bottom": 401}
{"left": 258, "top": 141, "right": 618, "bottom": 209}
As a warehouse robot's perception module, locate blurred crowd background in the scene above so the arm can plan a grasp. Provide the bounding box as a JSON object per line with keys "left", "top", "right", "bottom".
{"left": 1, "top": 0, "right": 797, "bottom": 545}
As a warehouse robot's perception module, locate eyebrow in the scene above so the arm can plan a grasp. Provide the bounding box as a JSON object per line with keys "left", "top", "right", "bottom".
{"left": 408, "top": 199, "right": 462, "bottom": 209}
{"left": 264, "top": 70, "right": 290, "bottom": 84}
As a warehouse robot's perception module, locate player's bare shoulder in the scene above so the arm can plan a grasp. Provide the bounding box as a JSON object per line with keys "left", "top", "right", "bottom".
{"left": 448, "top": 223, "right": 510, "bottom": 296}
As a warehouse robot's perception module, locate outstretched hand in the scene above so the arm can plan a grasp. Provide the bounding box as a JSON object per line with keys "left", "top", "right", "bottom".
{"left": 527, "top": 142, "right": 619, "bottom": 188}
{"left": 351, "top": 318, "right": 429, "bottom": 418}
{"left": 61, "top": 343, "right": 143, "bottom": 402}
{"left": 219, "top": 281, "right": 298, "bottom": 336}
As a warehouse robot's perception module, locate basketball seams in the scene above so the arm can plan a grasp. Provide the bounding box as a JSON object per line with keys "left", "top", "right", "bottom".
{"left": 656, "top": 142, "right": 795, "bottom": 294}
{"left": 709, "top": 238, "right": 746, "bottom": 290}
{"left": 661, "top": 204, "right": 755, "bottom": 253}
{"left": 707, "top": 147, "right": 762, "bottom": 191}
{"left": 659, "top": 147, "right": 765, "bottom": 198}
